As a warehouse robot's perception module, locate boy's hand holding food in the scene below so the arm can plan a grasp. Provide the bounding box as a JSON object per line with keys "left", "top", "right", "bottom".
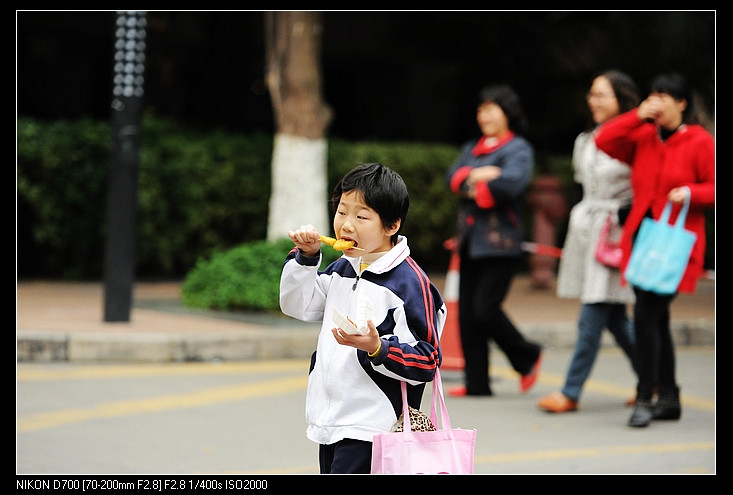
{"left": 331, "top": 318, "right": 382, "bottom": 356}
{"left": 287, "top": 225, "right": 321, "bottom": 257}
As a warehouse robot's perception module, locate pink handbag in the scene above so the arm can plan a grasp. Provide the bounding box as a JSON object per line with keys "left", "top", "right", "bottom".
{"left": 370, "top": 368, "right": 477, "bottom": 474}
{"left": 595, "top": 213, "right": 623, "bottom": 268}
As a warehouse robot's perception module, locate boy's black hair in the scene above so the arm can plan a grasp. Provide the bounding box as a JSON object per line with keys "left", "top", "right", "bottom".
{"left": 331, "top": 162, "right": 409, "bottom": 245}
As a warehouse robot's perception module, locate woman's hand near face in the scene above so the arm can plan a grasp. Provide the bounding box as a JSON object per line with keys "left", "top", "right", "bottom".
{"left": 637, "top": 96, "right": 663, "bottom": 122}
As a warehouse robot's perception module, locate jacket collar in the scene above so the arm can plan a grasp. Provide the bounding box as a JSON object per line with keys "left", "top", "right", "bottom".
{"left": 344, "top": 236, "right": 410, "bottom": 274}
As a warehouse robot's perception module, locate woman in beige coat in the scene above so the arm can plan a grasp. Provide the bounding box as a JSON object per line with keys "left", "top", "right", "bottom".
{"left": 537, "top": 70, "right": 640, "bottom": 413}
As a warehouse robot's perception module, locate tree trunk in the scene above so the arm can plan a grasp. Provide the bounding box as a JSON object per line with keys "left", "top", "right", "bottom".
{"left": 265, "top": 11, "right": 333, "bottom": 242}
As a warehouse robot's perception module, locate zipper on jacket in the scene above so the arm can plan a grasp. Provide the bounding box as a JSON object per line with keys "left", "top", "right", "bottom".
{"left": 352, "top": 275, "right": 359, "bottom": 291}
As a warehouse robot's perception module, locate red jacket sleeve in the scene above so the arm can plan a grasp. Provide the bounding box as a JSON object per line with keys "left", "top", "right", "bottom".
{"left": 594, "top": 109, "right": 645, "bottom": 165}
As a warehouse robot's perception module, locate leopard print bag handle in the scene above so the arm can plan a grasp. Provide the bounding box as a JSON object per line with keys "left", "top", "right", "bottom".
{"left": 392, "top": 368, "right": 453, "bottom": 433}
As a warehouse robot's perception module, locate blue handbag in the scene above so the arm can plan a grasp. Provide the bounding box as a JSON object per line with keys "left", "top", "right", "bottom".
{"left": 625, "top": 195, "right": 697, "bottom": 295}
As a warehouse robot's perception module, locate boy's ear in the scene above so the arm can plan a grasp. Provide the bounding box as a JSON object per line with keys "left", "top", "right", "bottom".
{"left": 385, "top": 219, "right": 401, "bottom": 236}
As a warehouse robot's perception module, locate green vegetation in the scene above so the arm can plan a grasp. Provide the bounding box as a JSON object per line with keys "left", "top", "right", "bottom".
{"left": 17, "top": 115, "right": 469, "bottom": 280}
{"left": 19, "top": 114, "right": 712, "bottom": 312}
{"left": 181, "top": 238, "right": 342, "bottom": 312}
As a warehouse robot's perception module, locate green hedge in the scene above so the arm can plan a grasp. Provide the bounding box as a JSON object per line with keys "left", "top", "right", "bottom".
{"left": 18, "top": 115, "right": 713, "bottom": 313}
{"left": 136, "top": 119, "right": 274, "bottom": 276}
{"left": 181, "top": 238, "right": 343, "bottom": 312}
{"left": 17, "top": 118, "right": 111, "bottom": 279}
{"left": 18, "top": 115, "right": 276, "bottom": 279}
{"left": 17, "top": 115, "right": 466, "bottom": 280}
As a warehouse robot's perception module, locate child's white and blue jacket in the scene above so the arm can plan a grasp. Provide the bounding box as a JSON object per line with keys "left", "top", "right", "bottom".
{"left": 280, "top": 236, "right": 446, "bottom": 445}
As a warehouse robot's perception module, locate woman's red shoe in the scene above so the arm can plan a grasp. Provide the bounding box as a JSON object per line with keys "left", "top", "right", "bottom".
{"left": 520, "top": 353, "right": 542, "bottom": 393}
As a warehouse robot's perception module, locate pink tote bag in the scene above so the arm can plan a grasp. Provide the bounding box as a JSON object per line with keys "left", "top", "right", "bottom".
{"left": 371, "top": 368, "right": 477, "bottom": 474}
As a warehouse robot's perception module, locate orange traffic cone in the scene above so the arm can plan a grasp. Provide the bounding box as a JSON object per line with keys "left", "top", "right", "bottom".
{"left": 440, "top": 239, "right": 464, "bottom": 371}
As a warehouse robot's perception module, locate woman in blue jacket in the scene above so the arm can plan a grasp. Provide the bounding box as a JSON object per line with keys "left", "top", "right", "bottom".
{"left": 446, "top": 85, "right": 542, "bottom": 397}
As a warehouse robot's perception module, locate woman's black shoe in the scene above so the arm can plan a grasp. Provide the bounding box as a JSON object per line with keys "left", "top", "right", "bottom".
{"left": 653, "top": 389, "right": 681, "bottom": 420}
{"left": 628, "top": 400, "right": 653, "bottom": 427}
{"left": 652, "top": 402, "right": 681, "bottom": 420}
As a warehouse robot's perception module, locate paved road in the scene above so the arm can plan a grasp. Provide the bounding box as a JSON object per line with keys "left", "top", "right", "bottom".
{"left": 17, "top": 346, "right": 715, "bottom": 476}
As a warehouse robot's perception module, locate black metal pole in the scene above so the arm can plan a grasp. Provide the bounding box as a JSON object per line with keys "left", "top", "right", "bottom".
{"left": 103, "top": 11, "right": 146, "bottom": 322}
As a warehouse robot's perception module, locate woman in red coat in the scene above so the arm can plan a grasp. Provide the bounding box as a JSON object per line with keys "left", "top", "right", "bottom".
{"left": 594, "top": 72, "right": 715, "bottom": 428}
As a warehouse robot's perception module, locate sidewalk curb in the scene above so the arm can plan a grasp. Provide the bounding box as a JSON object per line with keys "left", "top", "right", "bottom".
{"left": 16, "top": 318, "right": 714, "bottom": 364}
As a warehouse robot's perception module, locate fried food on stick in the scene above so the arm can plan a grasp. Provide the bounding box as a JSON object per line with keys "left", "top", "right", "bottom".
{"left": 319, "top": 235, "right": 362, "bottom": 251}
